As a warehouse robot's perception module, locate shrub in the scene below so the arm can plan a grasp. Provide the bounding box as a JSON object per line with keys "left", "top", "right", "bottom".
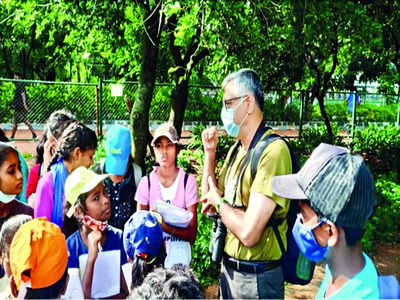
{"left": 294, "top": 123, "right": 346, "bottom": 158}
{"left": 351, "top": 125, "right": 400, "bottom": 180}
{"left": 363, "top": 172, "right": 400, "bottom": 253}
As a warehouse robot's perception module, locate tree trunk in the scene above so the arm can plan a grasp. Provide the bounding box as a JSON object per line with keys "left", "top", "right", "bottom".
{"left": 317, "top": 95, "right": 334, "bottom": 144}
{"left": 169, "top": 76, "right": 189, "bottom": 138}
{"left": 130, "top": 2, "right": 162, "bottom": 171}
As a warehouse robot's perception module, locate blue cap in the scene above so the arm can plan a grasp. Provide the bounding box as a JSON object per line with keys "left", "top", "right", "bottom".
{"left": 105, "top": 125, "right": 131, "bottom": 176}
{"left": 123, "top": 211, "right": 163, "bottom": 260}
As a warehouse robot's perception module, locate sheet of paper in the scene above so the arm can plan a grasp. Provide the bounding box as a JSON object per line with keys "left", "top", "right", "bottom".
{"left": 79, "top": 250, "right": 121, "bottom": 298}
{"left": 110, "top": 84, "right": 123, "bottom": 97}
{"left": 164, "top": 240, "right": 191, "bottom": 269}
{"left": 62, "top": 268, "right": 84, "bottom": 299}
{"left": 155, "top": 200, "right": 193, "bottom": 228}
{"left": 122, "top": 263, "right": 132, "bottom": 292}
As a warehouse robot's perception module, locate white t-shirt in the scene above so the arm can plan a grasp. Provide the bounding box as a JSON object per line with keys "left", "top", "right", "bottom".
{"left": 158, "top": 172, "right": 191, "bottom": 268}
{"left": 159, "top": 171, "right": 181, "bottom": 204}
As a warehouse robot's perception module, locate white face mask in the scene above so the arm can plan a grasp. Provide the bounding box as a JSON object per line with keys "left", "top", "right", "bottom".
{"left": 0, "top": 190, "right": 16, "bottom": 204}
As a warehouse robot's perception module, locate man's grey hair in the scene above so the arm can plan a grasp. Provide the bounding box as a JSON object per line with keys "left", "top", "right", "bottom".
{"left": 221, "top": 68, "right": 264, "bottom": 111}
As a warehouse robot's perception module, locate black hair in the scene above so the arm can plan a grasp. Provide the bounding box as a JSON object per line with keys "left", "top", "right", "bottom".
{"left": 36, "top": 111, "right": 75, "bottom": 165}
{"left": 24, "top": 267, "right": 68, "bottom": 299}
{"left": 0, "top": 142, "right": 18, "bottom": 169}
{"left": 74, "top": 191, "right": 89, "bottom": 228}
{"left": 48, "top": 121, "right": 97, "bottom": 170}
{"left": 130, "top": 249, "right": 165, "bottom": 290}
{"left": 35, "top": 131, "right": 46, "bottom": 165}
{"left": 46, "top": 110, "right": 75, "bottom": 140}
{"left": 0, "top": 214, "right": 32, "bottom": 259}
{"left": 0, "top": 128, "right": 8, "bottom": 142}
{"left": 342, "top": 226, "right": 364, "bottom": 247}
{"left": 129, "top": 266, "right": 202, "bottom": 299}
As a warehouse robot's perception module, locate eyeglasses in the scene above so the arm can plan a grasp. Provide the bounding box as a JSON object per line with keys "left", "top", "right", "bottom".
{"left": 222, "top": 95, "right": 248, "bottom": 109}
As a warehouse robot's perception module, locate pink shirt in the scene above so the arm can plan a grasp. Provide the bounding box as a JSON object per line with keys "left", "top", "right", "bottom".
{"left": 34, "top": 171, "right": 55, "bottom": 220}
{"left": 135, "top": 167, "right": 198, "bottom": 210}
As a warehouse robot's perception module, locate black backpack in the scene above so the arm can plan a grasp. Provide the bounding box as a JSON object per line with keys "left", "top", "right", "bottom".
{"left": 234, "top": 133, "right": 315, "bottom": 285}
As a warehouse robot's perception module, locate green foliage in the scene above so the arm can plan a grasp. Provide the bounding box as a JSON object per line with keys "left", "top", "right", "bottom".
{"left": 363, "top": 172, "right": 400, "bottom": 253}
{"left": 263, "top": 100, "right": 301, "bottom": 122}
{"left": 311, "top": 103, "right": 398, "bottom": 124}
{"left": 191, "top": 209, "right": 220, "bottom": 286}
{"left": 294, "top": 124, "right": 346, "bottom": 157}
{"left": 351, "top": 125, "right": 400, "bottom": 179}
{"left": 92, "top": 139, "right": 106, "bottom": 166}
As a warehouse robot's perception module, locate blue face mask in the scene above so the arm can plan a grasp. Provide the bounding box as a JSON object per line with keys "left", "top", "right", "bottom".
{"left": 292, "top": 214, "right": 328, "bottom": 262}
{"left": 220, "top": 97, "right": 247, "bottom": 138}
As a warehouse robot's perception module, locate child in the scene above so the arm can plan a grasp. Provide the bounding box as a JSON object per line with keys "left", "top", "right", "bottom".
{"left": 123, "top": 210, "right": 164, "bottom": 290}
{"left": 26, "top": 110, "right": 75, "bottom": 203}
{"left": 93, "top": 125, "right": 142, "bottom": 230}
{"left": 34, "top": 121, "right": 97, "bottom": 236}
{"left": 136, "top": 123, "right": 198, "bottom": 267}
{"left": 271, "top": 143, "right": 379, "bottom": 298}
{"left": 9, "top": 217, "right": 69, "bottom": 299}
{"left": 0, "top": 142, "right": 33, "bottom": 282}
{"left": 0, "top": 142, "right": 33, "bottom": 227}
{"left": 65, "top": 166, "right": 129, "bottom": 299}
{"left": 0, "top": 214, "right": 32, "bottom": 298}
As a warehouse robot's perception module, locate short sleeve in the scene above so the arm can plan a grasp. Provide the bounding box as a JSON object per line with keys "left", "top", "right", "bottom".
{"left": 34, "top": 172, "right": 54, "bottom": 219}
{"left": 250, "top": 139, "right": 292, "bottom": 210}
{"left": 119, "top": 234, "right": 128, "bottom": 265}
{"left": 26, "top": 164, "right": 40, "bottom": 199}
{"left": 66, "top": 233, "right": 80, "bottom": 268}
{"left": 135, "top": 176, "right": 150, "bottom": 205}
{"left": 184, "top": 174, "right": 199, "bottom": 208}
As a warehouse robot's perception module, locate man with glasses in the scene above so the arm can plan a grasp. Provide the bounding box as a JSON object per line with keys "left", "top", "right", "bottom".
{"left": 201, "top": 69, "right": 292, "bottom": 298}
{"left": 271, "top": 143, "right": 380, "bottom": 299}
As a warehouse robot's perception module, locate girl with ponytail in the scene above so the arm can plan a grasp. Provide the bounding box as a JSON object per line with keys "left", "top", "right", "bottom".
{"left": 34, "top": 121, "right": 97, "bottom": 236}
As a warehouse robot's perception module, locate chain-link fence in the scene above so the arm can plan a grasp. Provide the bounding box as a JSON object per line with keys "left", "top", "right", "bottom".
{"left": 0, "top": 78, "right": 98, "bottom": 125}
{"left": 1, "top": 78, "right": 399, "bottom": 139}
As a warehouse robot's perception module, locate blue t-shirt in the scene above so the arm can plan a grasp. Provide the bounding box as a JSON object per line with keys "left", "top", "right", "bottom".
{"left": 67, "top": 226, "right": 127, "bottom": 268}
{"left": 316, "top": 253, "right": 379, "bottom": 299}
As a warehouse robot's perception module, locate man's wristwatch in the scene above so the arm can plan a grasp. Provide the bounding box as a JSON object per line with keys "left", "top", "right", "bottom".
{"left": 215, "top": 197, "right": 227, "bottom": 213}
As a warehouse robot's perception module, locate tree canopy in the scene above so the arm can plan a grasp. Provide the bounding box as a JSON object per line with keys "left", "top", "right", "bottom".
{"left": 1, "top": 0, "right": 399, "bottom": 164}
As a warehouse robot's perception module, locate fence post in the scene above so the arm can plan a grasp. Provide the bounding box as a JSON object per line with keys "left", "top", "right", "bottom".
{"left": 98, "top": 77, "right": 103, "bottom": 140}
{"left": 397, "top": 95, "right": 400, "bottom": 127}
{"left": 351, "top": 91, "right": 357, "bottom": 139}
{"left": 298, "top": 91, "right": 304, "bottom": 139}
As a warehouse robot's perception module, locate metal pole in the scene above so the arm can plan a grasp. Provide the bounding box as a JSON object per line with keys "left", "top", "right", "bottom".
{"left": 351, "top": 92, "right": 357, "bottom": 139}
{"left": 396, "top": 95, "right": 400, "bottom": 127}
{"left": 298, "top": 91, "right": 304, "bottom": 139}
{"left": 98, "top": 77, "right": 103, "bottom": 140}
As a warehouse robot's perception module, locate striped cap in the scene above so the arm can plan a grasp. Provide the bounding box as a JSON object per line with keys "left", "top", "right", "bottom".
{"left": 271, "top": 143, "right": 377, "bottom": 228}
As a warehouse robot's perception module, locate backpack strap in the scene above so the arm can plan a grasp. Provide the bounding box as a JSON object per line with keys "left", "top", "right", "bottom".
{"left": 147, "top": 175, "right": 151, "bottom": 197}
{"left": 184, "top": 172, "right": 189, "bottom": 189}
{"left": 247, "top": 133, "right": 295, "bottom": 257}
{"left": 147, "top": 172, "right": 189, "bottom": 204}
{"left": 250, "top": 134, "right": 282, "bottom": 178}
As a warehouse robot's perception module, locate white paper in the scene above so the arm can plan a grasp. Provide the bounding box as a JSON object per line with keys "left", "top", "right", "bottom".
{"left": 155, "top": 200, "right": 193, "bottom": 228}
{"left": 122, "top": 263, "right": 132, "bottom": 292}
{"left": 62, "top": 268, "right": 84, "bottom": 299}
{"left": 164, "top": 240, "right": 191, "bottom": 269}
{"left": 110, "top": 84, "right": 123, "bottom": 97}
{"left": 78, "top": 250, "right": 121, "bottom": 298}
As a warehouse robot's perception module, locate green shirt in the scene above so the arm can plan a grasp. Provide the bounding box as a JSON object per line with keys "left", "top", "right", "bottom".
{"left": 218, "top": 130, "right": 292, "bottom": 261}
